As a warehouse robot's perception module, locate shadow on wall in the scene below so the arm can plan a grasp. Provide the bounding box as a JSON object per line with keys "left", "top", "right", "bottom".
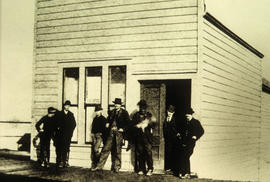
{"left": 17, "top": 133, "right": 30, "bottom": 152}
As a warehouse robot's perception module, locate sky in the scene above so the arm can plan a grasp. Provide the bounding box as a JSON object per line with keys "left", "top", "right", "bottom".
{"left": 205, "top": 0, "right": 270, "bottom": 79}
{"left": 0, "top": 0, "right": 269, "bottom": 121}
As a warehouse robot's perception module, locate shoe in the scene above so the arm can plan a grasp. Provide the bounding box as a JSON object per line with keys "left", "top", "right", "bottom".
{"left": 91, "top": 167, "right": 100, "bottom": 171}
{"left": 137, "top": 171, "right": 144, "bottom": 175}
{"left": 146, "top": 169, "right": 153, "bottom": 176}
{"left": 165, "top": 169, "right": 173, "bottom": 175}
{"left": 114, "top": 168, "right": 120, "bottom": 173}
{"left": 183, "top": 174, "right": 191, "bottom": 179}
{"left": 178, "top": 173, "right": 183, "bottom": 179}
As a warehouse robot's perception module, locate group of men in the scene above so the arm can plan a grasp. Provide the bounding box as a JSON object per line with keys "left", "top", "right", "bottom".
{"left": 91, "top": 98, "right": 156, "bottom": 176}
{"left": 35, "top": 100, "right": 76, "bottom": 168}
{"left": 163, "top": 105, "right": 204, "bottom": 178}
{"left": 35, "top": 97, "right": 204, "bottom": 179}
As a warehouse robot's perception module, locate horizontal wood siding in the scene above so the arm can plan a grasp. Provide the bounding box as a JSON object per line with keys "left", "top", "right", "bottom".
{"left": 197, "top": 20, "right": 262, "bottom": 181}
{"left": 260, "top": 92, "right": 270, "bottom": 182}
{"left": 33, "top": 0, "right": 199, "bottom": 169}
{"left": 0, "top": 122, "right": 31, "bottom": 151}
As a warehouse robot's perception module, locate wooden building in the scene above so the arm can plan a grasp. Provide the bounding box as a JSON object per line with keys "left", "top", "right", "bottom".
{"left": 32, "top": 0, "right": 266, "bottom": 181}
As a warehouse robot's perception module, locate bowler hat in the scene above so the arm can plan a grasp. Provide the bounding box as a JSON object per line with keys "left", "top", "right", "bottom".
{"left": 113, "top": 98, "right": 122, "bottom": 105}
{"left": 48, "top": 107, "right": 57, "bottom": 114}
{"left": 167, "top": 105, "right": 175, "bottom": 113}
{"left": 137, "top": 99, "right": 147, "bottom": 109}
{"left": 64, "top": 100, "right": 71, "bottom": 106}
{"left": 185, "top": 107, "right": 194, "bottom": 114}
{"left": 95, "top": 105, "right": 103, "bottom": 112}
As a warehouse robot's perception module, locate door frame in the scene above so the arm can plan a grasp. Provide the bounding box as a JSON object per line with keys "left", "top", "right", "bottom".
{"left": 138, "top": 76, "right": 199, "bottom": 172}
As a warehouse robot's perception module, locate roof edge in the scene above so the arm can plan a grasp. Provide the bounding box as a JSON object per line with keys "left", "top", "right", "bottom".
{"left": 262, "top": 78, "right": 270, "bottom": 94}
{"left": 203, "top": 12, "right": 264, "bottom": 59}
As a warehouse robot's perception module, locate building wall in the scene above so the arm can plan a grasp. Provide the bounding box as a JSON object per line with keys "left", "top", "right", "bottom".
{"left": 196, "top": 18, "right": 262, "bottom": 181}
{"left": 33, "top": 0, "right": 199, "bottom": 170}
{"left": 33, "top": 0, "right": 199, "bottom": 120}
{"left": 260, "top": 91, "right": 270, "bottom": 182}
{"left": 0, "top": 0, "right": 34, "bottom": 151}
{"left": 0, "top": 121, "right": 31, "bottom": 151}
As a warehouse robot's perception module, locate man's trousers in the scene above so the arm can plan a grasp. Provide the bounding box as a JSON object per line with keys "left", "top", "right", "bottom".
{"left": 91, "top": 133, "right": 103, "bottom": 168}
{"left": 135, "top": 133, "right": 153, "bottom": 173}
{"left": 96, "top": 129, "right": 123, "bottom": 170}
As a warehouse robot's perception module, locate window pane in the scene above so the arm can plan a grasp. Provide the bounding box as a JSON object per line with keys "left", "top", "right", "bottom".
{"left": 63, "top": 68, "right": 79, "bottom": 105}
{"left": 85, "top": 67, "right": 102, "bottom": 104}
{"left": 70, "top": 106, "right": 78, "bottom": 142}
{"left": 109, "top": 66, "right": 126, "bottom": 104}
{"left": 85, "top": 106, "right": 96, "bottom": 143}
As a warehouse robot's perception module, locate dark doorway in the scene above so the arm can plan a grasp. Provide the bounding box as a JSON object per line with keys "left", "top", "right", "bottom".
{"left": 140, "top": 79, "right": 191, "bottom": 172}
{"left": 165, "top": 80, "right": 191, "bottom": 117}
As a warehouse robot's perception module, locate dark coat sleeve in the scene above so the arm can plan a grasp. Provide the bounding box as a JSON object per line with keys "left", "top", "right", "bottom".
{"left": 35, "top": 116, "right": 46, "bottom": 132}
{"left": 70, "top": 112, "right": 76, "bottom": 136}
{"left": 192, "top": 119, "right": 204, "bottom": 141}
{"left": 120, "top": 109, "right": 130, "bottom": 130}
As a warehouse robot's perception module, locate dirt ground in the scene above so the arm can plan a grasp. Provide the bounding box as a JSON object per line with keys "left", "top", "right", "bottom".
{"left": 0, "top": 156, "right": 244, "bottom": 182}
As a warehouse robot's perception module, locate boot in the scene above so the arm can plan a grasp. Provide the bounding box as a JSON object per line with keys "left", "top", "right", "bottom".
{"left": 64, "top": 151, "right": 70, "bottom": 167}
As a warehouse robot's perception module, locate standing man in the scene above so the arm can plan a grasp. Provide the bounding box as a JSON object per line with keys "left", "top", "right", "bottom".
{"left": 91, "top": 105, "right": 107, "bottom": 169}
{"left": 54, "top": 100, "right": 76, "bottom": 168}
{"left": 132, "top": 100, "right": 156, "bottom": 176}
{"left": 163, "top": 105, "right": 178, "bottom": 173}
{"left": 178, "top": 108, "right": 204, "bottom": 179}
{"left": 92, "top": 98, "right": 130, "bottom": 173}
{"left": 35, "top": 107, "right": 57, "bottom": 167}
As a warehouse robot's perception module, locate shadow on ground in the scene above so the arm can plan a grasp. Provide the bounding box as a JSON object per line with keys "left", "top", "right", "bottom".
{"left": 0, "top": 173, "right": 67, "bottom": 182}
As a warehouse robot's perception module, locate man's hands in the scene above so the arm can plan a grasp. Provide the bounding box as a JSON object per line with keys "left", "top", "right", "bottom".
{"left": 118, "top": 128, "right": 124, "bottom": 132}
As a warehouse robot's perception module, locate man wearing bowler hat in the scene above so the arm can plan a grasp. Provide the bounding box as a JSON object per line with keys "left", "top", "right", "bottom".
{"left": 163, "top": 105, "right": 179, "bottom": 173}
{"left": 92, "top": 98, "right": 130, "bottom": 172}
{"left": 177, "top": 108, "right": 204, "bottom": 179}
{"left": 90, "top": 105, "right": 107, "bottom": 169}
{"left": 54, "top": 100, "right": 76, "bottom": 168}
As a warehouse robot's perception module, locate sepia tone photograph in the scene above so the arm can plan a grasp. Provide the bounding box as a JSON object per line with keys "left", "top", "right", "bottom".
{"left": 0, "top": 0, "right": 270, "bottom": 181}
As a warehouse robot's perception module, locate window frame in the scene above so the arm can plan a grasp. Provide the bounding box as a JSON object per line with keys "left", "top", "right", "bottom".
{"left": 84, "top": 66, "right": 103, "bottom": 144}
{"left": 62, "top": 67, "right": 80, "bottom": 144}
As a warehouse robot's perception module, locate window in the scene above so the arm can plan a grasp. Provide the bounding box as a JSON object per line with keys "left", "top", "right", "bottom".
{"left": 63, "top": 68, "right": 79, "bottom": 143}
{"left": 85, "top": 67, "right": 102, "bottom": 143}
{"left": 108, "top": 66, "right": 126, "bottom": 111}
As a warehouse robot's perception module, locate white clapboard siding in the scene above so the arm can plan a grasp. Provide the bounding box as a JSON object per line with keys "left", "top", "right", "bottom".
{"left": 0, "top": 122, "right": 31, "bottom": 150}
{"left": 36, "top": 30, "right": 198, "bottom": 48}
{"left": 260, "top": 92, "right": 270, "bottom": 182}
{"left": 36, "top": 0, "right": 197, "bottom": 15}
{"left": 33, "top": 0, "right": 199, "bottom": 171}
{"left": 196, "top": 19, "right": 262, "bottom": 182}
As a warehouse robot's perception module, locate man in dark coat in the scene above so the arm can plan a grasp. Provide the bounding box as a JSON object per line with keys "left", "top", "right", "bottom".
{"left": 177, "top": 108, "right": 204, "bottom": 179}
{"left": 91, "top": 105, "right": 107, "bottom": 169}
{"left": 54, "top": 100, "right": 76, "bottom": 168}
{"left": 35, "top": 107, "right": 57, "bottom": 167}
{"left": 163, "top": 105, "right": 178, "bottom": 173}
{"left": 92, "top": 98, "right": 130, "bottom": 173}
{"left": 132, "top": 100, "right": 156, "bottom": 176}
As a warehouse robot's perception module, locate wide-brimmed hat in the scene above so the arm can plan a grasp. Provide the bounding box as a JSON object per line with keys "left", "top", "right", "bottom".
{"left": 64, "top": 100, "right": 71, "bottom": 106}
{"left": 113, "top": 98, "right": 122, "bottom": 105}
{"left": 95, "top": 105, "right": 103, "bottom": 112}
{"left": 185, "top": 107, "right": 194, "bottom": 114}
{"left": 137, "top": 99, "right": 147, "bottom": 109}
{"left": 48, "top": 107, "right": 57, "bottom": 114}
{"left": 167, "top": 105, "right": 175, "bottom": 113}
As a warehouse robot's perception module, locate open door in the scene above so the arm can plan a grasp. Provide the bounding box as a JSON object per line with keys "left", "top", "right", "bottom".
{"left": 140, "top": 79, "right": 191, "bottom": 172}
{"left": 140, "top": 82, "right": 166, "bottom": 172}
